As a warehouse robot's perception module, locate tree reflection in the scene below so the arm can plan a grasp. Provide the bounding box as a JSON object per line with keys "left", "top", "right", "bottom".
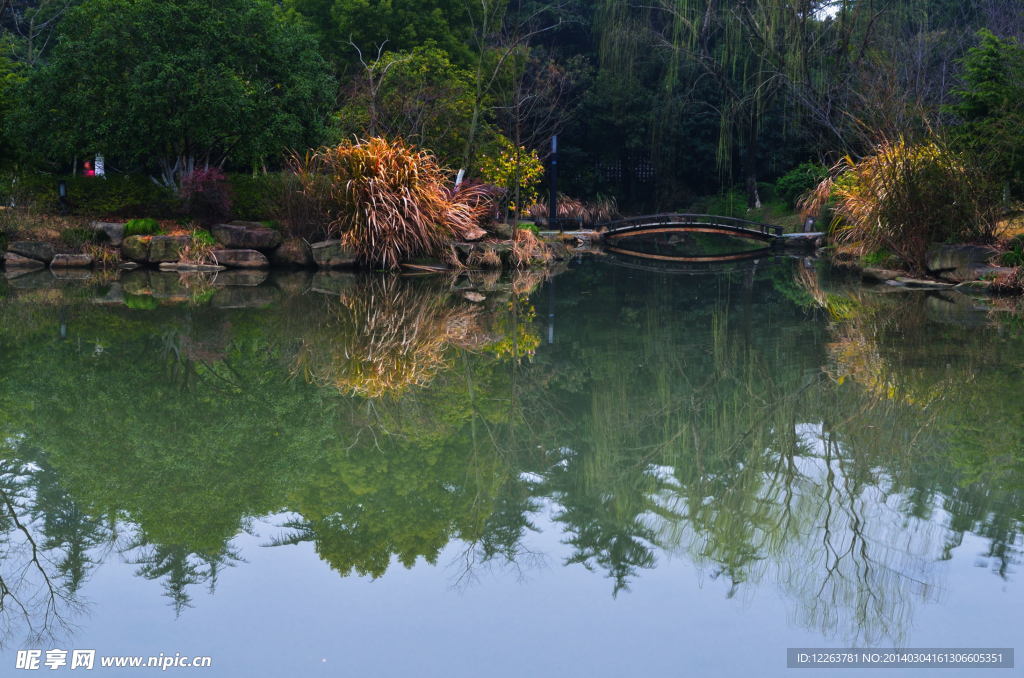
{"left": 0, "top": 261, "right": 1021, "bottom": 647}
{"left": 0, "top": 460, "right": 84, "bottom": 647}
{"left": 123, "top": 539, "right": 242, "bottom": 616}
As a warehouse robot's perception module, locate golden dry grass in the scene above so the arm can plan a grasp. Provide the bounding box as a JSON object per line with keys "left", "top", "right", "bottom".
{"left": 528, "top": 195, "right": 620, "bottom": 228}
{"left": 290, "top": 138, "right": 495, "bottom": 269}
{"left": 802, "top": 138, "right": 1000, "bottom": 273}
{"left": 511, "top": 228, "right": 552, "bottom": 267}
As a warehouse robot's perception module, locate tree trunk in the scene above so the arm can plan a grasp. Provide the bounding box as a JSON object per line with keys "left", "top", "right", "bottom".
{"left": 153, "top": 155, "right": 196, "bottom": 190}
{"left": 743, "top": 115, "right": 762, "bottom": 210}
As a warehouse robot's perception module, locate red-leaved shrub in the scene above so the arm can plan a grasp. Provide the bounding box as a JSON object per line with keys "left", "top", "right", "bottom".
{"left": 180, "top": 168, "right": 232, "bottom": 225}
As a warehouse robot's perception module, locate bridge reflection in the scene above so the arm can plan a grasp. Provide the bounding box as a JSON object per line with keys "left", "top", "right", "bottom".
{"left": 604, "top": 244, "right": 773, "bottom": 266}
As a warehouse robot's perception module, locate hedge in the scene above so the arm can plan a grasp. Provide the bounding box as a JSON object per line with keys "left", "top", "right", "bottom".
{"left": 1, "top": 173, "right": 177, "bottom": 216}
{"left": 0, "top": 171, "right": 290, "bottom": 221}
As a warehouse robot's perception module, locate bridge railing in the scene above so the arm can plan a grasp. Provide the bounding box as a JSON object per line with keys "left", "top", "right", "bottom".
{"left": 598, "top": 213, "right": 783, "bottom": 237}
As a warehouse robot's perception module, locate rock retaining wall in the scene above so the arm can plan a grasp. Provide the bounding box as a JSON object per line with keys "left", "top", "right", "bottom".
{"left": 4, "top": 221, "right": 577, "bottom": 275}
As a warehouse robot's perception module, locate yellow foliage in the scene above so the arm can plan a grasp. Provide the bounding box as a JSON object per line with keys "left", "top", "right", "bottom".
{"left": 477, "top": 136, "right": 545, "bottom": 215}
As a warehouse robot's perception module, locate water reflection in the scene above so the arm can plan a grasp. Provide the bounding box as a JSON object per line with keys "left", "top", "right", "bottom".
{"left": 0, "top": 259, "right": 1021, "bottom": 649}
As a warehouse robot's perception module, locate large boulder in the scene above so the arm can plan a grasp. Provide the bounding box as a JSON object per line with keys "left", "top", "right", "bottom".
{"left": 311, "top": 240, "right": 358, "bottom": 269}
{"left": 4, "top": 252, "right": 46, "bottom": 270}
{"left": 121, "top": 236, "right": 150, "bottom": 262}
{"left": 212, "top": 249, "right": 269, "bottom": 269}
{"left": 7, "top": 240, "right": 56, "bottom": 264}
{"left": 148, "top": 235, "right": 190, "bottom": 263}
{"left": 51, "top": 253, "right": 94, "bottom": 268}
{"left": 211, "top": 223, "right": 283, "bottom": 250}
{"left": 926, "top": 244, "right": 999, "bottom": 282}
{"left": 489, "top": 222, "right": 514, "bottom": 240}
{"left": 90, "top": 221, "right": 125, "bottom": 246}
{"left": 269, "top": 238, "right": 314, "bottom": 268}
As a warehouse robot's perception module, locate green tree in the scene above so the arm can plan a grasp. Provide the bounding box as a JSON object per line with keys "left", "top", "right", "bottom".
{"left": 946, "top": 29, "right": 1024, "bottom": 198}
{"left": 285, "top": 0, "right": 475, "bottom": 66}
{"left": 11, "top": 0, "right": 335, "bottom": 185}
{"left": 0, "top": 52, "right": 24, "bottom": 166}
{"left": 0, "top": 0, "right": 85, "bottom": 67}
{"left": 331, "top": 46, "right": 477, "bottom": 166}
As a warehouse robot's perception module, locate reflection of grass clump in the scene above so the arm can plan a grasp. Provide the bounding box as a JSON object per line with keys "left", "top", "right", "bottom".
{"left": 484, "top": 298, "right": 540, "bottom": 360}
{"left": 189, "top": 288, "right": 215, "bottom": 305}
{"left": 294, "top": 276, "right": 486, "bottom": 398}
{"left": 125, "top": 293, "right": 159, "bottom": 310}
{"left": 177, "top": 272, "right": 217, "bottom": 305}
{"left": 824, "top": 293, "right": 948, "bottom": 408}
{"left": 825, "top": 294, "right": 859, "bottom": 321}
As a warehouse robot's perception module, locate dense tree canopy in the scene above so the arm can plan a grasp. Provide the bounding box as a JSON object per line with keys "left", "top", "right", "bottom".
{"left": 2, "top": 0, "right": 1023, "bottom": 209}
{"left": 947, "top": 29, "right": 1024, "bottom": 197}
{"left": 9, "top": 0, "right": 335, "bottom": 184}
{"left": 284, "top": 0, "right": 477, "bottom": 66}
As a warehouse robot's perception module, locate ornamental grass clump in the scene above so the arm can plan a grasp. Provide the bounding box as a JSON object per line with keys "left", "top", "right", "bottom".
{"left": 291, "top": 138, "right": 493, "bottom": 269}
{"left": 802, "top": 138, "right": 999, "bottom": 274}
{"left": 528, "top": 194, "right": 620, "bottom": 228}
{"left": 511, "top": 228, "right": 551, "bottom": 267}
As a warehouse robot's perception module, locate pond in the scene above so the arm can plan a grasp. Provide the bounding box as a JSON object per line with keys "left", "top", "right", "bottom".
{"left": 0, "top": 256, "right": 1021, "bottom": 676}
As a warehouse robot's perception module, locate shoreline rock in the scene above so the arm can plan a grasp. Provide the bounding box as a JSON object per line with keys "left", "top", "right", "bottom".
{"left": 310, "top": 240, "right": 358, "bottom": 270}
{"left": 4, "top": 252, "right": 46, "bottom": 270}
{"left": 7, "top": 241, "right": 56, "bottom": 264}
{"left": 270, "top": 238, "right": 314, "bottom": 268}
{"left": 212, "top": 222, "right": 283, "bottom": 250}
{"left": 51, "top": 253, "right": 94, "bottom": 268}
{"left": 90, "top": 221, "right": 125, "bottom": 246}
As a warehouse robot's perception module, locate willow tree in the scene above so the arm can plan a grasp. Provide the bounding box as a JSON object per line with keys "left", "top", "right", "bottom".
{"left": 597, "top": 0, "right": 902, "bottom": 207}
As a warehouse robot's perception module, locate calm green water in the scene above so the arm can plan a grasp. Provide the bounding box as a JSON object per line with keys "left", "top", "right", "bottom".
{"left": 0, "top": 257, "right": 1021, "bottom": 676}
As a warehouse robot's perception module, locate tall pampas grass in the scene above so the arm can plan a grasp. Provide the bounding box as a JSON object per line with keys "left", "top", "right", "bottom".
{"left": 801, "top": 137, "right": 999, "bottom": 274}
{"left": 290, "top": 138, "right": 495, "bottom": 269}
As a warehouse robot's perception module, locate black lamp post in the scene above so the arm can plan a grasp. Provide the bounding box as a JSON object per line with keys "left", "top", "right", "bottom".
{"left": 549, "top": 135, "right": 559, "bottom": 232}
